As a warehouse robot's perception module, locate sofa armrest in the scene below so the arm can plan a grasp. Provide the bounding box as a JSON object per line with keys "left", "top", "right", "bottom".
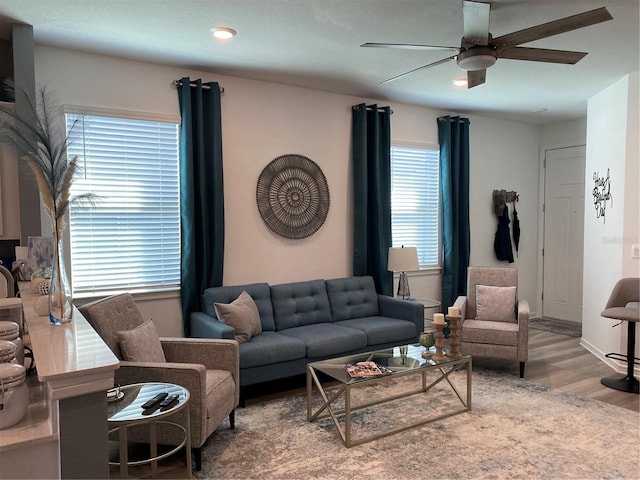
{"left": 454, "top": 296, "right": 467, "bottom": 322}
{"left": 378, "top": 295, "right": 423, "bottom": 338}
{"left": 190, "top": 311, "right": 235, "bottom": 339}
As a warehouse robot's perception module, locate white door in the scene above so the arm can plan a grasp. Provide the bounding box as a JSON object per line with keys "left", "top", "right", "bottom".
{"left": 542, "top": 146, "right": 585, "bottom": 322}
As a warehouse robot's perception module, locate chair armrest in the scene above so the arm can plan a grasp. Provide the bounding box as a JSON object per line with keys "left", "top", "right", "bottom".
{"left": 115, "top": 361, "right": 206, "bottom": 401}
{"left": 517, "top": 299, "right": 530, "bottom": 361}
{"left": 454, "top": 296, "right": 467, "bottom": 321}
{"left": 190, "top": 311, "right": 235, "bottom": 339}
{"left": 378, "top": 295, "right": 423, "bottom": 338}
{"left": 517, "top": 299, "right": 530, "bottom": 322}
{"left": 160, "top": 338, "right": 239, "bottom": 378}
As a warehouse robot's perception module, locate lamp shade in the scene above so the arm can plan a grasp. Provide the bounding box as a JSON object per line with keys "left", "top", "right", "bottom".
{"left": 387, "top": 246, "right": 419, "bottom": 272}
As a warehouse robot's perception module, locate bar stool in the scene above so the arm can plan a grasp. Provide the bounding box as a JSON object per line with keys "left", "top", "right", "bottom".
{"left": 600, "top": 277, "right": 639, "bottom": 394}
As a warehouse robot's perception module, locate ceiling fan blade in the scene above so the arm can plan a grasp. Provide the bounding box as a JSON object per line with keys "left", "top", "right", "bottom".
{"left": 361, "top": 42, "right": 457, "bottom": 52}
{"left": 497, "top": 46, "right": 587, "bottom": 64}
{"left": 467, "top": 69, "right": 486, "bottom": 88}
{"left": 493, "top": 7, "right": 613, "bottom": 48}
{"left": 463, "top": 0, "right": 491, "bottom": 45}
{"left": 381, "top": 56, "right": 456, "bottom": 84}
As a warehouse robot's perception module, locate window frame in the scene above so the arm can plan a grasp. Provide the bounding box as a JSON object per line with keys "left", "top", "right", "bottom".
{"left": 64, "top": 106, "right": 182, "bottom": 298}
{"left": 390, "top": 141, "right": 441, "bottom": 270}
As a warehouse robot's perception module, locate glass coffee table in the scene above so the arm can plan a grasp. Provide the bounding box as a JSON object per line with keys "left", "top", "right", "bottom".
{"left": 307, "top": 344, "right": 471, "bottom": 447}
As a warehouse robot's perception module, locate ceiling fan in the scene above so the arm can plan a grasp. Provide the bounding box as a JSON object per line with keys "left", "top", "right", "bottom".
{"left": 362, "top": 1, "right": 613, "bottom": 88}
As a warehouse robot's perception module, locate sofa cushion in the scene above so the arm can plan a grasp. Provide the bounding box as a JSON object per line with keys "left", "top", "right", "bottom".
{"left": 475, "top": 285, "right": 517, "bottom": 322}
{"left": 117, "top": 319, "right": 166, "bottom": 362}
{"left": 271, "top": 279, "right": 332, "bottom": 330}
{"left": 238, "top": 331, "right": 306, "bottom": 369}
{"left": 203, "top": 282, "right": 276, "bottom": 331}
{"left": 279, "top": 324, "right": 367, "bottom": 358}
{"left": 461, "top": 319, "right": 519, "bottom": 346}
{"left": 214, "top": 291, "right": 262, "bottom": 343}
{"left": 326, "top": 276, "right": 379, "bottom": 321}
{"left": 335, "top": 316, "right": 417, "bottom": 346}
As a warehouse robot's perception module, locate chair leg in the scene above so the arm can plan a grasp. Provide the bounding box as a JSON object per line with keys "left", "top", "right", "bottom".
{"left": 193, "top": 447, "right": 202, "bottom": 471}
{"left": 229, "top": 409, "right": 235, "bottom": 429}
{"left": 519, "top": 361, "right": 525, "bottom": 378}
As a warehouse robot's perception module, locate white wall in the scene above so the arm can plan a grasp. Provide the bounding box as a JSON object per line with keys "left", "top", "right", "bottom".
{"left": 582, "top": 73, "right": 639, "bottom": 372}
{"left": 33, "top": 45, "right": 542, "bottom": 336}
{"left": 466, "top": 115, "right": 540, "bottom": 314}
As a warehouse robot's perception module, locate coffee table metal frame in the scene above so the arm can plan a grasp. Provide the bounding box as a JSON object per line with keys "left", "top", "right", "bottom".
{"left": 107, "top": 382, "right": 192, "bottom": 479}
{"left": 307, "top": 345, "right": 471, "bottom": 447}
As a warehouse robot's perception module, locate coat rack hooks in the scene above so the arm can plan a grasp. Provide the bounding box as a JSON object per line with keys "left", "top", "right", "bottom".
{"left": 492, "top": 189, "right": 519, "bottom": 216}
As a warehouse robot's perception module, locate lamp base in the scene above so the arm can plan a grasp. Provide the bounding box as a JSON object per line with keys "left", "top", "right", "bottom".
{"left": 397, "top": 272, "right": 410, "bottom": 300}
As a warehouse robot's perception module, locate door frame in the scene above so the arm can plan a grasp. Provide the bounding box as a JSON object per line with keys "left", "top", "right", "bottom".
{"left": 536, "top": 142, "right": 586, "bottom": 321}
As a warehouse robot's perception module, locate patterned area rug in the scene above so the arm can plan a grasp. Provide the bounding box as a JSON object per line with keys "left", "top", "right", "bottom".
{"left": 198, "top": 368, "right": 638, "bottom": 479}
{"left": 530, "top": 317, "right": 582, "bottom": 337}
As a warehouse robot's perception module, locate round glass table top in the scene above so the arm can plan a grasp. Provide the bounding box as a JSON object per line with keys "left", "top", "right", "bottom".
{"left": 414, "top": 298, "right": 441, "bottom": 309}
{"left": 107, "top": 382, "right": 189, "bottom": 423}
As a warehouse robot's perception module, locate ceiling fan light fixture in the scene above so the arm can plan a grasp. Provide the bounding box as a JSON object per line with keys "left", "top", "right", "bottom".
{"left": 456, "top": 46, "right": 497, "bottom": 71}
{"left": 211, "top": 27, "right": 237, "bottom": 40}
{"left": 453, "top": 77, "right": 468, "bottom": 87}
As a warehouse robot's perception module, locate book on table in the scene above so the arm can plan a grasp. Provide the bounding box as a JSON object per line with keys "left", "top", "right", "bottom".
{"left": 344, "top": 361, "right": 390, "bottom": 377}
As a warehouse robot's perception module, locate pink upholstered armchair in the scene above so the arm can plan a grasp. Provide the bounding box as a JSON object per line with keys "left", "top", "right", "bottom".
{"left": 453, "top": 267, "right": 529, "bottom": 377}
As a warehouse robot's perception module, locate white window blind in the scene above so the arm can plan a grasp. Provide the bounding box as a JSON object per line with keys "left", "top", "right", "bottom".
{"left": 66, "top": 113, "right": 180, "bottom": 294}
{"left": 391, "top": 145, "right": 440, "bottom": 267}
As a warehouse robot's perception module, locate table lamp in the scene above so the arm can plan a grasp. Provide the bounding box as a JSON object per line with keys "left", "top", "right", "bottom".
{"left": 387, "top": 246, "right": 419, "bottom": 299}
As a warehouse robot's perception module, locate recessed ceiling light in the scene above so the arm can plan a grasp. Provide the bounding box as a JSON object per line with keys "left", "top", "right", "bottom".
{"left": 453, "top": 78, "right": 468, "bottom": 87}
{"left": 211, "top": 27, "right": 237, "bottom": 40}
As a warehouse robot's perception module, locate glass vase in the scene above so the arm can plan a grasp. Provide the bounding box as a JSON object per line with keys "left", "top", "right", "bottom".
{"left": 49, "top": 235, "right": 73, "bottom": 325}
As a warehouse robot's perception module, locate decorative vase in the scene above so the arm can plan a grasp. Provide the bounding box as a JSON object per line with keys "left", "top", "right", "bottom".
{"left": 49, "top": 235, "right": 73, "bottom": 325}
{"left": 419, "top": 331, "right": 435, "bottom": 349}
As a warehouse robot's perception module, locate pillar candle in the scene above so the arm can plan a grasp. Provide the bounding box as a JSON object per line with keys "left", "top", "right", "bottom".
{"left": 433, "top": 313, "right": 445, "bottom": 325}
{"left": 448, "top": 306, "right": 460, "bottom": 317}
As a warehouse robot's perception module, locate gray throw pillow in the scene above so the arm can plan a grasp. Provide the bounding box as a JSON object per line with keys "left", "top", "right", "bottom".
{"left": 117, "top": 319, "right": 166, "bottom": 362}
{"left": 214, "top": 290, "right": 262, "bottom": 343}
{"left": 475, "top": 285, "right": 517, "bottom": 322}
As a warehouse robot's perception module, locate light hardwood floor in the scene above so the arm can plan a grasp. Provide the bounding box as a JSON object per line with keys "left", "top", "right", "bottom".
{"left": 112, "top": 328, "right": 639, "bottom": 478}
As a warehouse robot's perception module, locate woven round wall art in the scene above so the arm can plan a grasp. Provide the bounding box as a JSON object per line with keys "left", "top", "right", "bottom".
{"left": 256, "top": 154, "right": 330, "bottom": 239}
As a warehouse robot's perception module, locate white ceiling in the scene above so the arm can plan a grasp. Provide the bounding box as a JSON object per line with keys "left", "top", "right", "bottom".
{"left": 1, "top": 0, "right": 638, "bottom": 125}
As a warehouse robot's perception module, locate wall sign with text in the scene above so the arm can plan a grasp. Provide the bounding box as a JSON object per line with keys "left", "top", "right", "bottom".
{"left": 592, "top": 168, "right": 612, "bottom": 224}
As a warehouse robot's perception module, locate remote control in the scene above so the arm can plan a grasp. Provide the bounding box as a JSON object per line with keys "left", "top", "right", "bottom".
{"left": 159, "top": 394, "right": 179, "bottom": 408}
{"left": 141, "top": 392, "right": 168, "bottom": 409}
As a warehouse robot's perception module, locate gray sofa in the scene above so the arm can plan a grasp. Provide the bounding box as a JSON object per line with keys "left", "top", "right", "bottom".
{"left": 190, "top": 276, "right": 423, "bottom": 388}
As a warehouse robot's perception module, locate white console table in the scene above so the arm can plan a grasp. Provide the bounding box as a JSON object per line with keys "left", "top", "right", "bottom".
{"left": 0, "top": 293, "right": 119, "bottom": 479}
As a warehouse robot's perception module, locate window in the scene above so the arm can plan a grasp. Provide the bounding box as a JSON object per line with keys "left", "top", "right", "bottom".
{"left": 66, "top": 112, "right": 180, "bottom": 295}
{"left": 390, "top": 144, "right": 440, "bottom": 267}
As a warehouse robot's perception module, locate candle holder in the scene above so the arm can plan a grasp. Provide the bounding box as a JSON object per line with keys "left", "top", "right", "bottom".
{"left": 432, "top": 322, "right": 448, "bottom": 362}
{"left": 447, "top": 314, "right": 462, "bottom": 359}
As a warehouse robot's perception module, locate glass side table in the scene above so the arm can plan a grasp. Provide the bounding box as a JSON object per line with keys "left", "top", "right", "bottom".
{"left": 413, "top": 299, "right": 441, "bottom": 331}
{"left": 107, "top": 382, "right": 191, "bottom": 479}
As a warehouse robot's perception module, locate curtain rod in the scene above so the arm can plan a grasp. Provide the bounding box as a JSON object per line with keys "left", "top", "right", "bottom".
{"left": 171, "top": 80, "right": 225, "bottom": 94}
{"left": 438, "top": 116, "right": 469, "bottom": 123}
{"left": 351, "top": 105, "right": 394, "bottom": 114}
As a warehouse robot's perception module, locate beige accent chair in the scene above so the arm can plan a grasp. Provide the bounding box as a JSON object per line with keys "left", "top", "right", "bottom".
{"left": 79, "top": 293, "right": 239, "bottom": 471}
{"left": 453, "top": 266, "right": 529, "bottom": 377}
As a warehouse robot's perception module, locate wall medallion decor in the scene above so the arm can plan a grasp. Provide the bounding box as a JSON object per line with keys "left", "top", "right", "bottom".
{"left": 256, "top": 154, "right": 330, "bottom": 239}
